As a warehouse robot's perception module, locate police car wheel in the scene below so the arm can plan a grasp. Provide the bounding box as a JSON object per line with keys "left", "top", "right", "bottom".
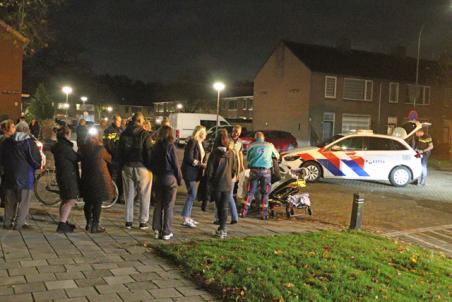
{"left": 301, "top": 162, "right": 321, "bottom": 182}
{"left": 389, "top": 166, "right": 411, "bottom": 187}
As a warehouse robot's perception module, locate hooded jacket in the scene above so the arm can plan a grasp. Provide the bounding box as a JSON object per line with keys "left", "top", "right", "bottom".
{"left": 1, "top": 132, "right": 42, "bottom": 190}
{"left": 118, "top": 122, "right": 153, "bottom": 169}
{"left": 206, "top": 146, "right": 237, "bottom": 192}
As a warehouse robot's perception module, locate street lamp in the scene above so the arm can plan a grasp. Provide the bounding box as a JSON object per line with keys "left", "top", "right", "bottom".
{"left": 80, "top": 96, "right": 88, "bottom": 103}
{"left": 107, "top": 106, "right": 113, "bottom": 113}
{"left": 62, "top": 86, "right": 72, "bottom": 117}
{"left": 176, "top": 103, "right": 183, "bottom": 112}
{"left": 213, "top": 82, "right": 225, "bottom": 128}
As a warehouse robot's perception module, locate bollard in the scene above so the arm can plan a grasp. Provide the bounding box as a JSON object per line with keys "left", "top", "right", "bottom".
{"left": 349, "top": 193, "right": 364, "bottom": 230}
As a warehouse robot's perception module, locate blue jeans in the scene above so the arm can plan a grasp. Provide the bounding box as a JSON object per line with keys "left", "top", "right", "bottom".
{"left": 420, "top": 154, "right": 429, "bottom": 185}
{"left": 243, "top": 169, "right": 271, "bottom": 218}
{"left": 181, "top": 180, "right": 197, "bottom": 218}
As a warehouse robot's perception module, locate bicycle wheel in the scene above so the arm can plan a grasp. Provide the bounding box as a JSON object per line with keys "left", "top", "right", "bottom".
{"left": 34, "top": 170, "right": 61, "bottom": 206}
{"left": 102, "top": 180, "right": 119, "bottom": 209}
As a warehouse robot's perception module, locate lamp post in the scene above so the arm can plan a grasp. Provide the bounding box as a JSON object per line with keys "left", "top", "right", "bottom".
{"left": 62, "top": 86, "right": 72, "bottom": 117}
{"left": 107, "top": 106, "right": 113, "bottom": 113}
{"left": 213, "top": 82, "right": 225, "bottom": 129}
{"left": 176, "top": 103, "right": 183, "bottom": 112}
{"left": 414, "top": 24, "right": 425, "bottom": 109}
{"left": 80, "top": 96, "right": 88, "bottom": 103}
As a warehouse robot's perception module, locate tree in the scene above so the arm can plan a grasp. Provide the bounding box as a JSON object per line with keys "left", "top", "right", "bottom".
{"left": 0, "top": 0, "right": 64, "bottom": 56}
{"left": 28, "top": 83, "right": 55, "bottom": 120}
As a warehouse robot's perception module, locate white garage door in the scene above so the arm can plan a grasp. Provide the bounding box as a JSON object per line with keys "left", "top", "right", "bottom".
{"left": 342, "top": 114, "right": 371, "bottom": 133}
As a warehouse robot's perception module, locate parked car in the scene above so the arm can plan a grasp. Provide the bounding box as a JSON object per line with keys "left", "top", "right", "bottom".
{"left": 280, "top": 121, "right": 423, "bottom": 187}
{"left": 241, "top": 130, "right": 298, "bottom": 153}
{"left": 168, "top": 113, "right": 231, "bottom": 146}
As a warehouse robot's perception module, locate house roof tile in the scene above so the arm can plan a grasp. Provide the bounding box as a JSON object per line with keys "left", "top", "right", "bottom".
{"left": 283, "top": 40, "right": 440, "bottom": 83}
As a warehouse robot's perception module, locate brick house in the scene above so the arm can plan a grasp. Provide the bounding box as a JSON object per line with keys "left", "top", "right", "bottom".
{"left": 254, "top": 40, "right": 450, "bottom": 150}
{"left": 0, "top": 20, "right": 28, "bottom": 121}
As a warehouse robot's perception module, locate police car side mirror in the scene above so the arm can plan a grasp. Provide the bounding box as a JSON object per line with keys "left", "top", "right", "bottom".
{"left": 331, "top": 145, "right": 343, "bottom": 152}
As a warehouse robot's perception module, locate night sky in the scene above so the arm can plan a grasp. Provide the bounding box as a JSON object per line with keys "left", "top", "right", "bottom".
{"left": 58, "top": 0, "right": 452, "bottom": 82}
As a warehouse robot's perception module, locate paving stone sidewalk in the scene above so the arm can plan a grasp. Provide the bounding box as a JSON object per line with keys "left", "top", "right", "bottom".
{"left": 0, "top": 198, "right": 331, "bottom": 302}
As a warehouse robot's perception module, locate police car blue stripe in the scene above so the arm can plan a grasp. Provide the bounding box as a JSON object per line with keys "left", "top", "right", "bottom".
{"left": 317, "top": 159, "right": 345, "bottom": 176}
{"left": 342, "top": 160, "right": 370, "bottom": 177}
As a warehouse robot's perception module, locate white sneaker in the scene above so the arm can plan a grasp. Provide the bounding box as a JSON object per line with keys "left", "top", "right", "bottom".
{"left": 182, "top": 220, "right": 197, "bottom": 228}
{"left": 215, "top": 229, "right": 227, "bottom": 239}
{"left": 162, "top": 233, "right": 173, "bottom": 240}
{"left": 153, "top": 230, "right": 160, "bottom": 239}
{"left": 190, "top": 218, "right": 199, "bottom": 225}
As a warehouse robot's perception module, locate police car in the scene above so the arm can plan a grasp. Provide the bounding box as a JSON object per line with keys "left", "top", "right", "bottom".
{"left": 280, "top": 121, "right": 423, "bottom": 187}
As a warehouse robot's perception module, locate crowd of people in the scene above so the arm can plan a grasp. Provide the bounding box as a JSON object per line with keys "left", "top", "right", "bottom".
{"left": 0, "top": 112, "right": 282, "bottom": 240}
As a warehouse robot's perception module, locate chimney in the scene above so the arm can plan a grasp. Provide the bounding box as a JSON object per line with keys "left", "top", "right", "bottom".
{"left": 390, "top": 45, "right": 407, "bottom": 57}
{"left": 336, "top": 37, "right": 351, "bottom": 51}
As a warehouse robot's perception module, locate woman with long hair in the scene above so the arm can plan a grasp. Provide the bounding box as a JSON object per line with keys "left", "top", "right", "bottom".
{"left": 181, "top": 125, "right": 207, "bottom": 228}
{"left": 51, "top": 126, "right": 80, "bottom": 233}
{"left": 151, "top": 126, "right": 182, "bottom": 240}
{"left": 206, "top": 129, "right": 237, "bottom": 239}
{"left": 79, "top": 132, "right": 114, "bottom": 233}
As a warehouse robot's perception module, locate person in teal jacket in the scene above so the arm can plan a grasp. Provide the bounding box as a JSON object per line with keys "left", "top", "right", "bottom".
{"left": 241, "top": 132, "right": 279, "bottom": 219}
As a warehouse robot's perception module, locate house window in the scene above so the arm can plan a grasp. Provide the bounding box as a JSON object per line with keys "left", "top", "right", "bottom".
{"left": 406, "top": 85, "right": 430, "bottom": 105}
{"left": 228, "top": 101, "right": 238, "bottom": 111}
{"left": 343, "top": 78, "right": 373, "bottom": 101}
{"left": 389, "top": 82, "right": 399, "bottom": 103}
{"left": 324, "top": 76, "right": 337, "bottom": 99}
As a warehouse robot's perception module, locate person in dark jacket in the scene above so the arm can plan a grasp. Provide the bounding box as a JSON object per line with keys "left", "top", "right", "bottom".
{"left": 0, "top": 120, "right": 16, "bottom": 209}
{"left": 29, "top": 117, "right": 40, "bottom": 138}
{"left": 51, "top": 126, "right": 80, "bottom": 233}
{"left": 76, "top": 119, "right": 88, "bottom": 148}
{"left": 118, "top": 112, "right": 153, "bottom": 230}
{"left": 2, "top": 124, "right": 42, "bottom": 230}
{"left": 79, "top": 133, "right": 114, "bottom": 233}
{"left": 181, "top": 125, "right": 207, "bottom": 228}
{"left": 206, "top": 129, "right": 237, "bottom": 239}
{"left": 103, "top": 114, "right": 123, "bottom": 202}
{"left": 151, "top": 125, "right": 182, "bottom": 240}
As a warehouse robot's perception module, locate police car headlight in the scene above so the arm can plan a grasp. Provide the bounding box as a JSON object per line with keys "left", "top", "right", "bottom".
{"left": 284, "top": 155, "right": 300, "bottom": 162}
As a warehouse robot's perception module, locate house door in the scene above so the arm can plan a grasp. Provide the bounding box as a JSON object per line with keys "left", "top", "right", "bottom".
{"left": 322, "top": 112, "right": 335, "bottom": 140}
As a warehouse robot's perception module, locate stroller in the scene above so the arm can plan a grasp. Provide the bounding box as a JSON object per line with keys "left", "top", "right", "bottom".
{"left": 269, "top": 167, "right": 312, "bottom": 218}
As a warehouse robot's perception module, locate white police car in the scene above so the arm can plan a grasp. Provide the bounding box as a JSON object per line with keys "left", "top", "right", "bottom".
{"left": 280, "top": 122, "right": 423, "bottom": 187}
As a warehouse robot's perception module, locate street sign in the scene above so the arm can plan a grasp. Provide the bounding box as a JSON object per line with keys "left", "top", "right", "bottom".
{"left": 408, "top": 110, "right": 418, "bottom": 121}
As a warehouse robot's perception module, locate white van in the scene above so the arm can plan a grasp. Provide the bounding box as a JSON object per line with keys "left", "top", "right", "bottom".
{"left": 168, "top": 113, "right": 231, "bottom": 145}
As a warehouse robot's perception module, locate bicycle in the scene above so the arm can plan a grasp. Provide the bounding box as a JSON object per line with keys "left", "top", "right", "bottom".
{"left": 34, "top": 168, "right": 119, "bottom": 209}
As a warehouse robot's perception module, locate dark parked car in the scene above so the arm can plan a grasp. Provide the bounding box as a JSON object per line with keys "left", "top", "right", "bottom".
{"left": 241, "top": 130, "right": 298, "bottom": 153}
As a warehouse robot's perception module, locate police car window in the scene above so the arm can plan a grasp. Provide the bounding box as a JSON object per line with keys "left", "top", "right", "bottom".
{"left": 365, "top": 137, "right": 392, "bottom": 151}
{"left": 330, "top": 137, "right": 363, "bottom": 151}
{"left": 391, "top": 140, "right": 408, "bottom": 150}
{"left": 364, "top": 137, "right": 408, "bottom": 151}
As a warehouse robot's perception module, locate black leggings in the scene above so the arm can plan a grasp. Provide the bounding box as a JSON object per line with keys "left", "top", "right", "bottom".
{"left": 214, "top": 191, "right": 230, "bottom": 231}
{"left": 84, "top": 198, "right": 103, "bottom": 224}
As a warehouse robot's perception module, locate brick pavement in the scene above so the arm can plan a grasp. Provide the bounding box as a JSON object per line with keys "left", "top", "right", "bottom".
{"left": 0, "top": 197, "right": 331, "bottom": 301}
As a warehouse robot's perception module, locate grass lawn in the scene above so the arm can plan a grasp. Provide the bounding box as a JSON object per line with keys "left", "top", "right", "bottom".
{"left": 158, "top": 231, "right": 452, "bottom": 302}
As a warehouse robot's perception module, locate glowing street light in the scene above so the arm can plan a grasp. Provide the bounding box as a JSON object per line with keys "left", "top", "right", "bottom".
{"left": 107, "top": 106, "right": 113, "bottom": 113}
{"left": 176, "top": 103, "right": 183, "bottom": 112}
{"left": 213, "top": 82, "right": 225, "bottom": 129}
{"left": 62, "top": 86, "right": 72, "bottom": 117}
{"left": 80, "top": 96, "right": 88, "bottom": 103}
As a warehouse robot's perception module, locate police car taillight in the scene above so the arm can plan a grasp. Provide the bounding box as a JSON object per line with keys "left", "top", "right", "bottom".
{"left": 175, "top": 130, "right": 180, "bottom": 138}
{"left": 415, "top": 152, "right": 421, "bottom": 158}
